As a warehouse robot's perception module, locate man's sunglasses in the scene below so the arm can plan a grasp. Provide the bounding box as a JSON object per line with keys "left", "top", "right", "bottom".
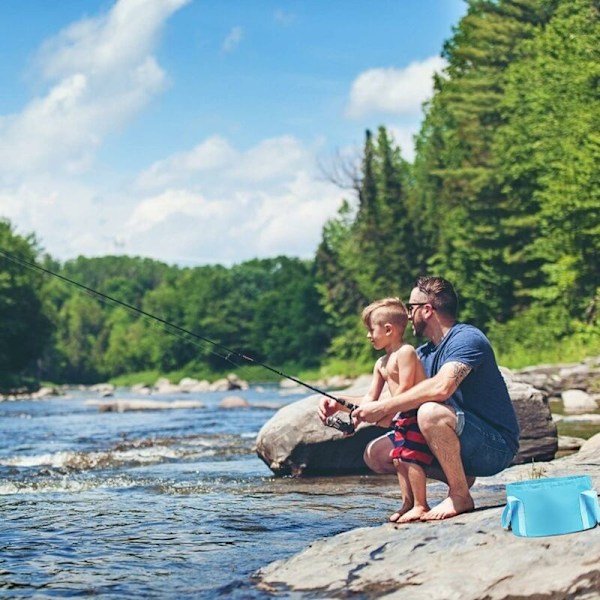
{"left": 406, "top": 302, "right": 430, "bottom": 314}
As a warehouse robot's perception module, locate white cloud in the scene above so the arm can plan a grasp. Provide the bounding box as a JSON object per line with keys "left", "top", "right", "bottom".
{"left": 251, "top": 170, "right": 341, "bottom": 256}
{"left": 346, "top": 55, "right": 446, "bottom": 118}
{"left": 0, "top": 0, "right": 189, "bottom": 175}
{"left": 0, "top": 0, "right": 346, "bottom": 267}
{"left": 136, "top": 136, "right": 239, "bottom": 189}
{"left": 127, "top": 189, "right": 230, "bottom": 235}
{"left": 386, "top": 125, "right": 420, "bottom": 163}
{"left": 38, "top": 0, "right": 190, "bottom": 80}
{"left": 0, "top": 176, "right": 129, "bottom": 257}
{"left": 121, "top": 135, "right": 345, "bottom": 264}
{"left": 1, "top": 1, "right": 444, "bottom": 267}
{"left": 136, "top": 135, "right": 309, "bottom": 191}
{"left": 232, "top": 136, "right": 307, "bottom": 182}
{"left": 0, "top": 0, "right": 193, "bottom": 260}
{"left": 222, "top": 26, "right": 243, "bottom": 53}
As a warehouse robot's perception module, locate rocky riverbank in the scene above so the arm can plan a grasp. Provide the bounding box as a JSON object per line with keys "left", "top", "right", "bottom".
{"left": 255, "top": 434, "right": 600, "bottom": 599}
{"left": 253, "top": 356, "right": 600, "bottom": 598}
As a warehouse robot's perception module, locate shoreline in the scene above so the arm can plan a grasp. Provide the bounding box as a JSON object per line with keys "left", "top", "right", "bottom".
{"left": 255, "top": 433, "right": 600, "bottom": 598}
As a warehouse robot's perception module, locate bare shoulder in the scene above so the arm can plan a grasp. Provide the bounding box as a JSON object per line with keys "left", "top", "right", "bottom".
{"left": 391, "top": 344, "right": 419, "bottom": 371}
{"left": 397, "top": 344, "right": 418, "bottom": 360}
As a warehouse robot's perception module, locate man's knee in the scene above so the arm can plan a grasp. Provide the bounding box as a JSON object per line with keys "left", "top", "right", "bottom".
{"left": 417, "top": 401, "right": 454, "bottom": 434}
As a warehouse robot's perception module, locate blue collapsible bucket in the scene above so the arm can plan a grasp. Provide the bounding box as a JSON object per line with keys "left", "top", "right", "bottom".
{"left": 502, "top": 475, "right": 600, "bottom": 537}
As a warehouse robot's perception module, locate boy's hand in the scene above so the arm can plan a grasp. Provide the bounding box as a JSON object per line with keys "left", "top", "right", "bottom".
{"left": 317, "top": 397, "right": 339, "bottom": 423}
{"left": 352, "top": 400, "right": 388, "bottom": 426}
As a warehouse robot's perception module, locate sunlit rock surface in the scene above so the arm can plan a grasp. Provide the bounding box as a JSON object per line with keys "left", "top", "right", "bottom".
{"left": 256, "top": 434, "right": 600, "bottom": 599}
{"left": 255, "top": 371, "right": 557, "bottom": 476}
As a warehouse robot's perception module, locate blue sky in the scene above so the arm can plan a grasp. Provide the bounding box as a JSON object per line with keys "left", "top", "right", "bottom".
{"left": 0, "top": 0, "right": 466, "bottom": 266}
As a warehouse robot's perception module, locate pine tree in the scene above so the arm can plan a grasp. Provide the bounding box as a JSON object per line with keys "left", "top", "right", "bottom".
{"left": 315, "top": 127, "right": 417, "bottom": 360}
{"left": 412, "top": 0, "right": 559, "bottom": 327}
{"left": 495, "top": 0, "right": 600, "bottom": 321}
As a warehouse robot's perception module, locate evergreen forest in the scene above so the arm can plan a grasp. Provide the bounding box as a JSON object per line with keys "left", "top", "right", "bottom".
{"left": 1, "top": 0, "right": 598, "bottom": 390}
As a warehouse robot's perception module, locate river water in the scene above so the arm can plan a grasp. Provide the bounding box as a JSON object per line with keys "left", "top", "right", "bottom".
{"left": 0, "top": 386, "right": 404, "bottom": 598}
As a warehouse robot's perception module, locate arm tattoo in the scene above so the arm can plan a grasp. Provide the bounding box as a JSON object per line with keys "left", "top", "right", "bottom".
{"left": 450, "top": 362, "right": 472, "bottom": 386}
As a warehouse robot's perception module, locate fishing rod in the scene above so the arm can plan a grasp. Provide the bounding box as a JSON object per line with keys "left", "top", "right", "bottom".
{"left": 0, "top": 249, "right": 357, "bottom": 432}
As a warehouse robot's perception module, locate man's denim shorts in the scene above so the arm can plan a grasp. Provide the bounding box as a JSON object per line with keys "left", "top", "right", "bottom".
{"left": 453, "top": 404, "right": 516, "bottom": 477}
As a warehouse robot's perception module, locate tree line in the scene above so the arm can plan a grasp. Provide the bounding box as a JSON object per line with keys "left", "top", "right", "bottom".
{"left": 0, "top": 0, "right": 598, "bottom": 389}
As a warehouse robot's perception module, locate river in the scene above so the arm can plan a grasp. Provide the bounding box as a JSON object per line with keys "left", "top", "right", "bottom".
{"left": 0, "top": 386, "right": 404, "bottom": 598}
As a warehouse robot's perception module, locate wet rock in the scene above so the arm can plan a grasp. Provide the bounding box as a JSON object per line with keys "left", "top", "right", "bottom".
{"left": 554, "top": 413, "right": 600, "bottom": 425}
{"left": 558, "top": 435, "right": 586, "bottom": 452}
{"left": 562, "top": 388, "right": 598, "bottom": 413}
{"left": 179, "top": 377, "right": 211, "bottom": 393}
{"left": 89, "top": 383, "right": 115, "bottom": 397}
{"left": 255, "top": 376, "right": 393, "bottom": 476}
{"left": 210, "top": 373, "right": 249, "bottom": 392}
{"left": 87, "top": 398, "right": 204, "bottom": 412}
{"left": 131, "top": 383, "right": 152, "bottom": 395}
{"left": 256, "top": 434, "right": 600, "bottom": 599}
{"left": 501, "top": 369, "right": 557, "bottom": 463}
{"left": 219, "top": 395, "right": 250, "bottom": 409}
{"left": 255, "top": 373, "right": 557, "bottom": 476}
{"left": 153, "top": 378, "right": 182, "bottom": 395}
{"left": 513, "top": 356, "right": 600, "bottom": 399}
{"left": 279, "top": 378, "right": 302, "bottom": 391}
{"left": 30, "top": 386, "right": 61, "bottom": 400}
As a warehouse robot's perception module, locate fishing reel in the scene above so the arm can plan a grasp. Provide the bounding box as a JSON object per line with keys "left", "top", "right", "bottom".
{"left": 325, "top": 414, "right": 355, "bottom": 435}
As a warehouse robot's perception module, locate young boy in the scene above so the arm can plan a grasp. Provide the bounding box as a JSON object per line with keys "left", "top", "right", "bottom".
{"left": 318, "top": 297, "right": 433, "bottom": 523}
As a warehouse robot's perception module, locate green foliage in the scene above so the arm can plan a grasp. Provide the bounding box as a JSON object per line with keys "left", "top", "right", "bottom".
{"left": 413, "top": 0, "right": 561, "bottom": 328}
{"left": 41, "top": 255, "right": 178, "bottom": 382}
{"left": 315, "top": 0, "right": 598, "bottom": 368}
{"left": 489, "top": 303, "right": 600, "bottom": 368}
{"left": 34, "top": 254, "right": 330, "bottom": 383}
{"left": 495, "top": 0, "right": 600, "bottom": 318}
{"left": 0, "top": 221, "right": 53, "bottom": 390}
{"left": 316, "top": 127, "right": 417, "bottom": 360}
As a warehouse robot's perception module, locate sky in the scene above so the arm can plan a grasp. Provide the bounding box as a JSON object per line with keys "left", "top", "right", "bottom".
{"left": 0, "top": 0, "right": 467, "bottom": 267}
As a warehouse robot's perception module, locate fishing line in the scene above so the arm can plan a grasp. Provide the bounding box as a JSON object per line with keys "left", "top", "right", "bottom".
{"left": 0, "top": 249, "right": 358, "bottom": 417}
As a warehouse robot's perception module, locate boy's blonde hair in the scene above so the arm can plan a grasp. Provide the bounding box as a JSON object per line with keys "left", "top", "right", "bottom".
{"left": 361, "top": 297, "right": 408, "bottom": 331}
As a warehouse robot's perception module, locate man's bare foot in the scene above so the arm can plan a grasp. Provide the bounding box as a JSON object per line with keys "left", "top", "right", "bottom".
{"left": 389, "top": 504, "right": 413, "bottom": 523}
{"left": 395, "top": 505, "right": 430, "bottom": 524}
{"left": 420, "top": 494, "right": 474, "bottom": 521}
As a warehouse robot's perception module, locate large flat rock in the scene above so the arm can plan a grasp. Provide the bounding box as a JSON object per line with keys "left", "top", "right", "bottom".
{"left": 255, "top": 370, "right": 557, "bottom": 476}
{"left": 256, "top": 434, "right": 600, "bottom": 598}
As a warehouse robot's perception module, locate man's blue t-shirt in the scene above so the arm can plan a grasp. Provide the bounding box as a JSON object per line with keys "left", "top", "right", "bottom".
{"left": 417, "top": 323, "right": 520, "bottom": 454}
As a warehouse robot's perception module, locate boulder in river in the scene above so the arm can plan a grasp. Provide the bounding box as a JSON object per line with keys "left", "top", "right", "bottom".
{"left": 255, "top": 370, "right": 557, "bottom": 476}
{"left": 86, "top": 398, "right": 204, "bottom": 412}
{"left": 219, "top": 395, "right": 250, "bottom": 409}
{"left": 562, "top": 388, "right": 598, "bottom": 413}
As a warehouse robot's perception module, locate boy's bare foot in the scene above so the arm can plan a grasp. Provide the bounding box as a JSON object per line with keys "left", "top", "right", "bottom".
{"left": 389, "top": 504, "right": 413, "bottom": 523}
{"left": 395, "top": 505, "right": 430, "bottom": 524}
{"left": 420, "top": 494, "right": 474, "bottom": 521}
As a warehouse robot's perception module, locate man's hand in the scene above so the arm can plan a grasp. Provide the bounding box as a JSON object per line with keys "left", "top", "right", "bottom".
{"left": 352, "top": 400, "right": 389, "bottom": 427}
{"left": 317, "top": 396, "right": 341, "bottom": 423}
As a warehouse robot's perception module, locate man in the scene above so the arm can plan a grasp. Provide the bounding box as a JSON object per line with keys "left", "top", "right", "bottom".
{"left": 328, "top": 276, "right": 520, "bottom": 520}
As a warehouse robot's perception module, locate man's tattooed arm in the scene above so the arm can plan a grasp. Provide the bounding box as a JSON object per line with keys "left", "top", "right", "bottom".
{"left": 449, "top": 361, "right": 472, "bottom": 386}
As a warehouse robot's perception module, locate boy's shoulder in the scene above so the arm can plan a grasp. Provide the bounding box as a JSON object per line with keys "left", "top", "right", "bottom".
{"left": 396, "top": 342, "right": 417, "bottom": 359}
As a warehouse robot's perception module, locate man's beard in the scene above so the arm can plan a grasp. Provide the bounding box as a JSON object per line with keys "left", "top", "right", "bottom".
{"left": 412, "top": 319, "right": 426, "bottom": 338}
